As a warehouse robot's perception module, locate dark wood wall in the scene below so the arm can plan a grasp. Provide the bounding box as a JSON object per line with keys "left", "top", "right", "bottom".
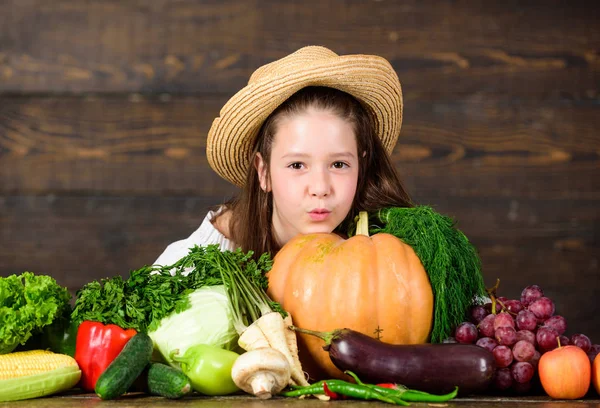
{"left": 1, "top": 1, "right": 599, "bottom": 341}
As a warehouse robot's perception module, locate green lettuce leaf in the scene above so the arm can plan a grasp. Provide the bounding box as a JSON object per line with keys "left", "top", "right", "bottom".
{"left": 0, "top": 272, "right": 71, "bottom": 354}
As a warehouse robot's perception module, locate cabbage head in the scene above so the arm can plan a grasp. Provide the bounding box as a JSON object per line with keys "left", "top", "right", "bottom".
{"left": 148, "top": 285, "right": 238, "bottom": 367}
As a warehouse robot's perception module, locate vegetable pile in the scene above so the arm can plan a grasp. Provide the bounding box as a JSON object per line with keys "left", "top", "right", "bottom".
{"left": 1, "top": 206, "right": 597, "bottom": 402}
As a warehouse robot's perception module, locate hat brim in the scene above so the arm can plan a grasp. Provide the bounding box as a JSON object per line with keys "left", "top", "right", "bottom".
{"left": 207, "top": 51, "right": 403, "bottom": 187}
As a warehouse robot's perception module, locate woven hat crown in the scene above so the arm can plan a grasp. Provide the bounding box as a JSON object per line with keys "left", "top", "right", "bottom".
{"left": 249, "top": 47, "right": 339, "bottom": 84}
{"left": 207, "top": 46, "right": 403, "bottom": 187}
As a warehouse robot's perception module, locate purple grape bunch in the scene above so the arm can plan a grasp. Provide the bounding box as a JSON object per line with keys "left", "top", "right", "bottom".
{"left": 451, "top": 284, "right": 598, "bottom": 394}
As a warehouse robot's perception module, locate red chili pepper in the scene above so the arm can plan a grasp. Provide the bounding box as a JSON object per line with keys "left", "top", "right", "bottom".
{"left": 377, "top": 383, "right": 399, "bottom": 390}
{"left": 323, "top": 381, "right": 339, "bottom": 399}
{"left": 74, "top": 320, "right": 137, "bottom": 391}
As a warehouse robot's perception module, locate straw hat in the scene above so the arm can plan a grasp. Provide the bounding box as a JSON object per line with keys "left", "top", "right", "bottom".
{"left": 206, "top": 45, "right": 403, "bottom": 187}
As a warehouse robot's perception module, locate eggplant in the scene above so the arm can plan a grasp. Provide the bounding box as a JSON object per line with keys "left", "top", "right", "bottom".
{"left": 292, "top": 326, "right": 496, "bottom": 396}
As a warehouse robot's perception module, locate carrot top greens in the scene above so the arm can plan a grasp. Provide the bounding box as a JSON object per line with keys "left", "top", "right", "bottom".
{"left": 212, "top": 250, "right": 286, "bottom": 335}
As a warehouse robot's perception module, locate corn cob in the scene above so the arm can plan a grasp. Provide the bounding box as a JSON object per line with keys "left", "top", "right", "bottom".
{"left": 0, "top": 350, "right": 81, "bottom": 402}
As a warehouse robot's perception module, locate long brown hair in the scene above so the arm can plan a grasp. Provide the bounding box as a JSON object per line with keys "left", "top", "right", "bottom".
{"left": 214, "top": 86, "right": 413, "bottom": 257}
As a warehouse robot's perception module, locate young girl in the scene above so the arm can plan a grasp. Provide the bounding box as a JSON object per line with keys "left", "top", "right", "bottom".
{"left": 154, "top": 46, "right": 412, "bottom": 266}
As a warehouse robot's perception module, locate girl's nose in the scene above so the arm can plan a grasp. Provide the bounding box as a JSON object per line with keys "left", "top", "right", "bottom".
{"left": 309, "top": 170, "right": 331, "bottom": 197}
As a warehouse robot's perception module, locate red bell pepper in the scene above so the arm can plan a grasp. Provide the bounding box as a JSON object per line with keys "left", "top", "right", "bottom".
{"left": 74, "top": 320, "right": 137, "bottom": 391}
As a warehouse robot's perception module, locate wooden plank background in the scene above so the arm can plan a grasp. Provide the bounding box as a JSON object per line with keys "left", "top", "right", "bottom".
{"left": 1, "top": 0, "right": 599, "bottom": 342}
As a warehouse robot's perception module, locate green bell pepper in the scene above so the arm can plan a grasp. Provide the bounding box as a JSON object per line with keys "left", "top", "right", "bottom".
{"left": 44, "top": 318, "right": 79, "bottom": 357}
{"left": 170, "top": 344, "right": 239, "bottom": 395}
{"left": 20, "top": 316, "right": 79, "bottom": 357}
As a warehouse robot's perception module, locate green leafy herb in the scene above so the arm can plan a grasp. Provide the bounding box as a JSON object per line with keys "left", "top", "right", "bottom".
{"left": 71, "top": 245, "right": 276, "bottom": 333}
{"left": 0, "top": 272, "right": 71, "bottom": 354}
{"left": 212, "top": 250, "right": 286, "bottom": 335}
{"left": 349, "top": 206, "right": 487, "bottom": 343}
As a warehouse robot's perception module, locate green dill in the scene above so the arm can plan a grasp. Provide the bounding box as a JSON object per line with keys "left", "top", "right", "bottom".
{"left": 349, "top": 206, "right": 487, "bottom": 343}
{"left": 71, "top": 244, "right": 278, "bottom": 333}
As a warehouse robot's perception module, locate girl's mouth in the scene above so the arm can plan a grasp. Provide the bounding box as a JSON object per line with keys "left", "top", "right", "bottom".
{"left": 308, "top": 209, "right": 331, "bottom": 221}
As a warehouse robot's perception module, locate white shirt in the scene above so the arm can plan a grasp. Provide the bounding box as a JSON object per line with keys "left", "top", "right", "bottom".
{"left": 153, "top": 209, "right": 236, "bottom": 268}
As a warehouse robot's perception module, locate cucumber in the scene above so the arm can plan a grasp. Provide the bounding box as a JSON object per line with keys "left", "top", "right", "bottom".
{"left": 147, "top": 363, "right": 192, "bottom": 399}
{"left": 94, "top": 333, "right": 153, "bottom": 400}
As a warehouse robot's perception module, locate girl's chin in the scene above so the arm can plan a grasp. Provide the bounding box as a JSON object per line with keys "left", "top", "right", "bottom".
{"left": 299, "top": 224, "right": 336, "bottom": 235}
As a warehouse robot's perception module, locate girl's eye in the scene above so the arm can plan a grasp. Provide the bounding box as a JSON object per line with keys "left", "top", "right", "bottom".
{"left": 332, "top": 161, "right": 349, "bottom": 169}
{"left": 288, "top": 162, "right": 304, "bottom": 170}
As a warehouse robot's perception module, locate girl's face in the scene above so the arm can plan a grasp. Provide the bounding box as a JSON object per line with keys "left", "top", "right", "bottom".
{"left": 255, "top": 108, "right": 359, "bottom": 246}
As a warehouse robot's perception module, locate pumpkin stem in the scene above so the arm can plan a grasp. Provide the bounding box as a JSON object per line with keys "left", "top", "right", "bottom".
{"left": 289, "top": 325, "right": 334, "bottom": 346}
{"left": 355, "top": 211, "right": 370, "bottom": 237}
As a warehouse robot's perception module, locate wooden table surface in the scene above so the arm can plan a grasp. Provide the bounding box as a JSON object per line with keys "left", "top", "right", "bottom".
{"left": 4, "top": 392, "right": 600, "bottom": 408}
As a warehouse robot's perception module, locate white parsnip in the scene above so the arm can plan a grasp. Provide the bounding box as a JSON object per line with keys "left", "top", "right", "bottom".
{"left": 238, "top": 323, "right": 270, "bottom": 351}
{"left": 256, "top": 312, "right": 307, "bottom": 386}
{"left": 283, "top": 314, "right": 309, "bottom": 386}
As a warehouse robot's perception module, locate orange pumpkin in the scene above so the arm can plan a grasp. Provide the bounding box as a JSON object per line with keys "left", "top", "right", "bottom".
{"left": 593, "top": 353, "right": 599, "bottom": 395}
{"left": 539, "top": 345, "right": 591, "bottom": 399}
{"left": 267, "top": 212, "right": 434, "bottom": 380}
